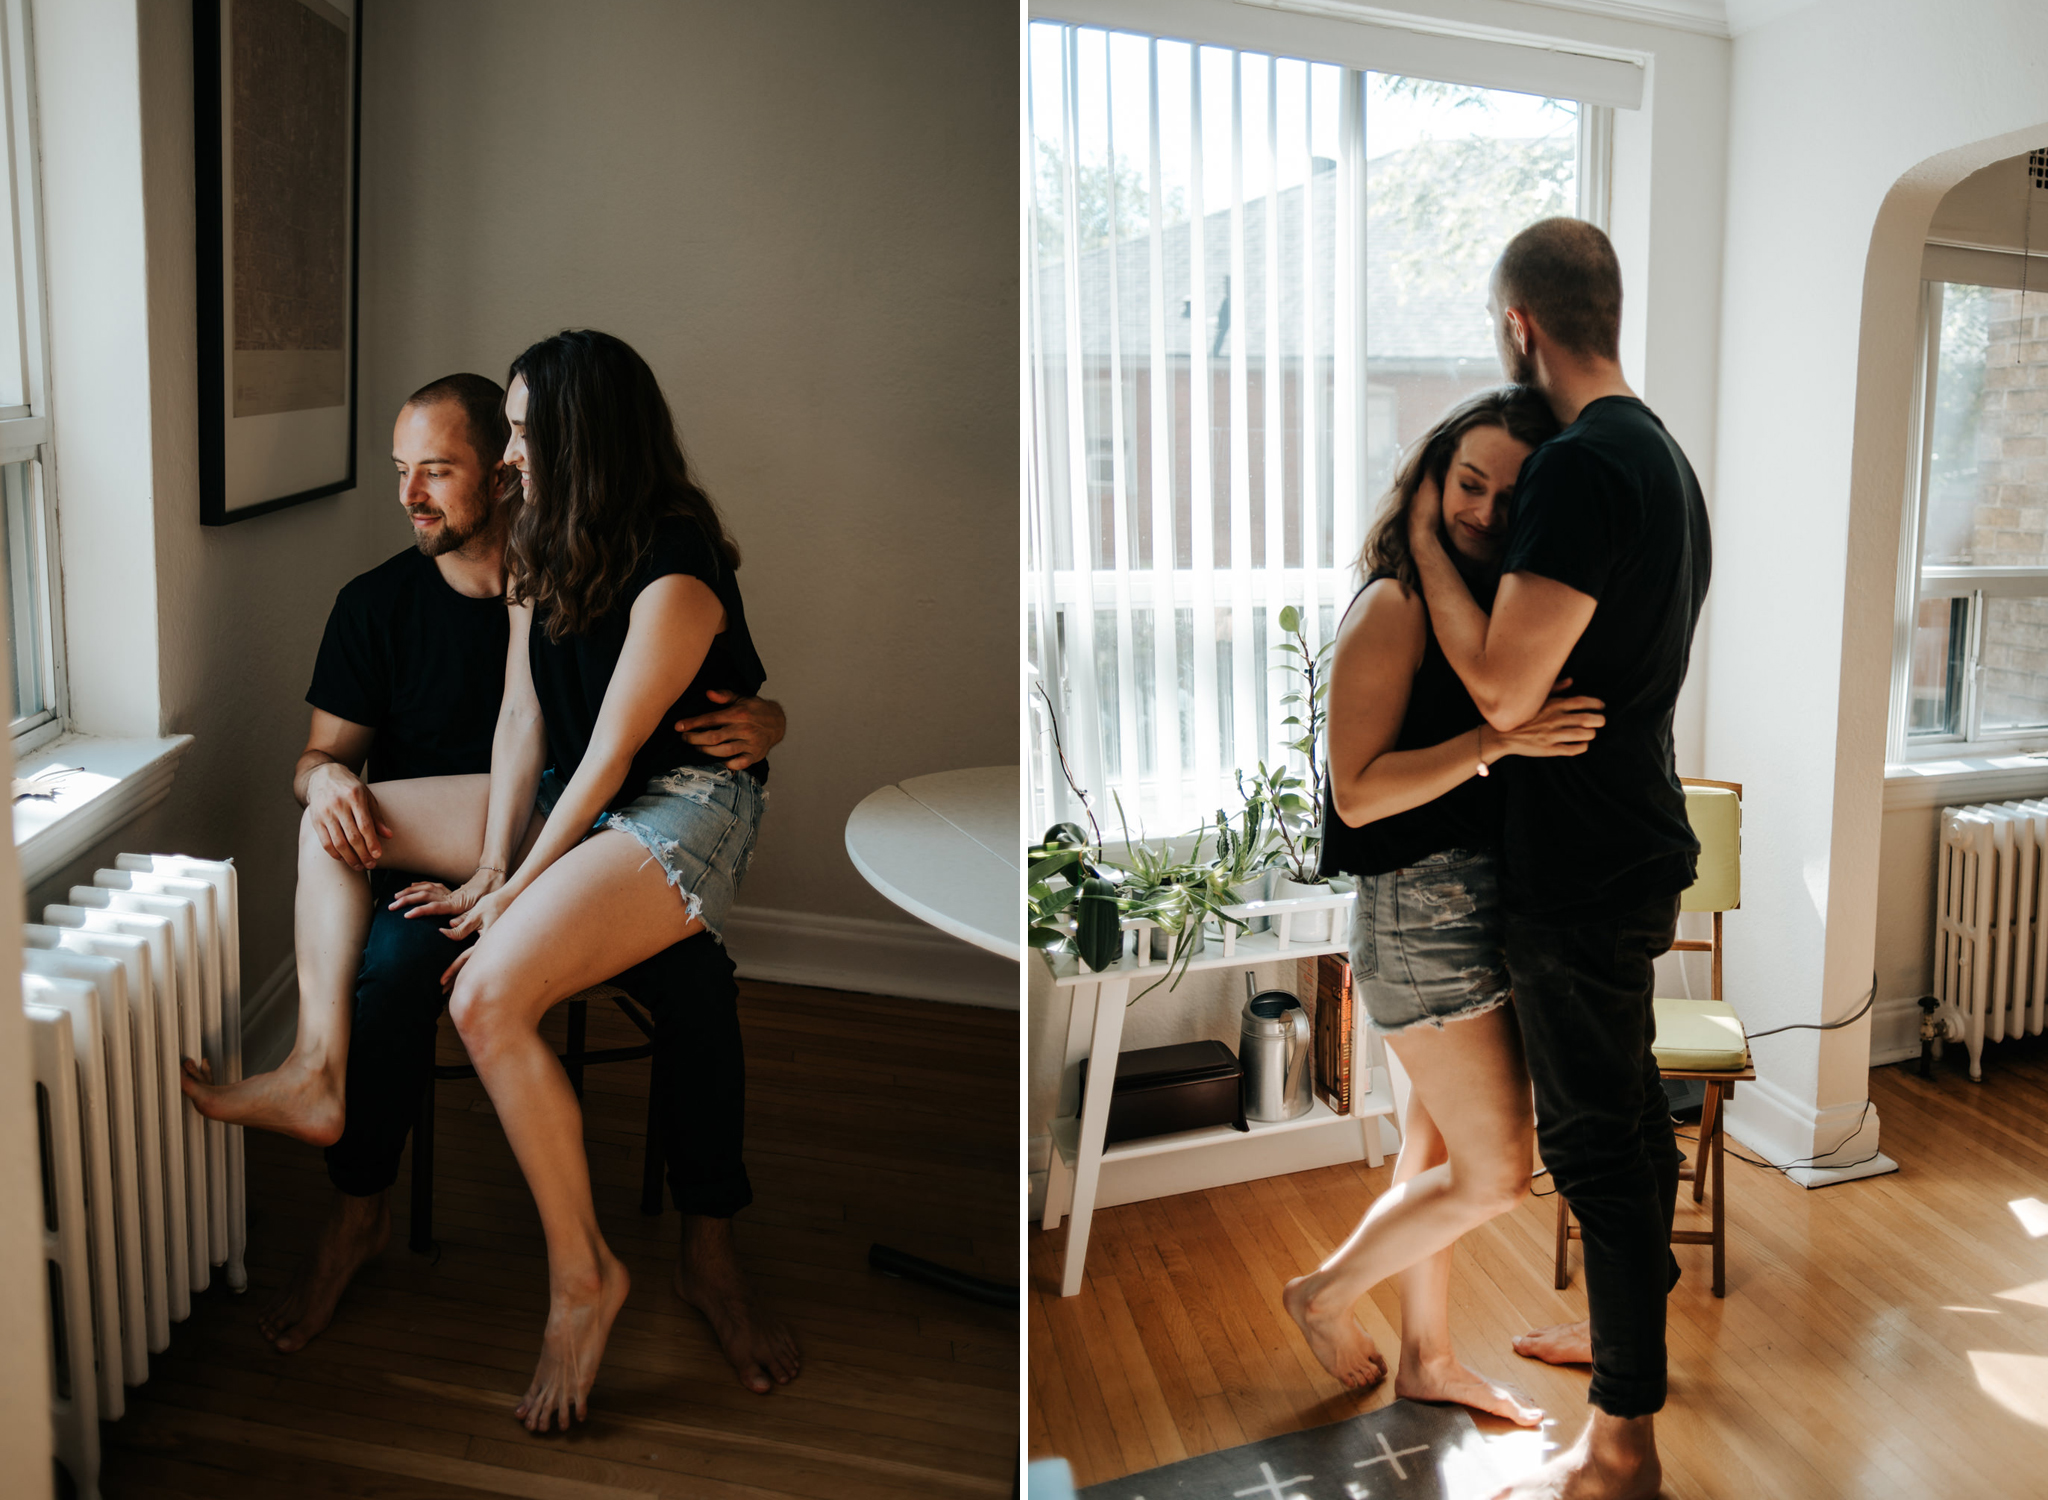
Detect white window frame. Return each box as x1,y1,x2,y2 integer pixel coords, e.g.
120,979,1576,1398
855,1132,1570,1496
1025,6,1615,833
0,0,62,756
1890,262,2048,763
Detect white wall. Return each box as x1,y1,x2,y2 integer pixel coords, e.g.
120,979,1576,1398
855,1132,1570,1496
1708,0,2048,1172
1026,0,1733,1212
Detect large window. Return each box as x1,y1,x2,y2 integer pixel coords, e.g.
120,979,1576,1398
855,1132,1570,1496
1026,18,1597,831
0,0,57,752
1895,272,2048,755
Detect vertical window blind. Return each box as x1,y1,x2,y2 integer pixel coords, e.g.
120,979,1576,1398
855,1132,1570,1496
1027,19,1587,838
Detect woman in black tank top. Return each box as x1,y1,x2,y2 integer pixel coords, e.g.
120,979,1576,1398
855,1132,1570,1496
1283,388,1606,1422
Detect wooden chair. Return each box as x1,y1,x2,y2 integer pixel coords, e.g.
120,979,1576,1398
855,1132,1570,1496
1555,777,1754,1298
408,985,663,1255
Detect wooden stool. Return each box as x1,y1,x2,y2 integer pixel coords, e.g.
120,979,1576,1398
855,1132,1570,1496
1555,779,1752,1299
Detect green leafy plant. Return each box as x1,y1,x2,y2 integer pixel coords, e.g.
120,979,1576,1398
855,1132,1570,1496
1266,604,1333,884
1212,770,1276,891
1112,799,1245,1002
1028,822,1124,973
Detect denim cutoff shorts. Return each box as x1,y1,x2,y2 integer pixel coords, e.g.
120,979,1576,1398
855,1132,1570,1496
537,765,766,940
1349,847,1511,1034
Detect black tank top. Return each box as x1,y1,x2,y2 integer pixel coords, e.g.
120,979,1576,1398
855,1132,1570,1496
1318,572,1503,878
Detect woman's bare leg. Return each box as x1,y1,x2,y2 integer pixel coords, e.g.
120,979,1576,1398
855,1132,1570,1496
1285,1006,1535,1397
448,828,703,1432
1388,1091,1543,1424
182,775,527,1143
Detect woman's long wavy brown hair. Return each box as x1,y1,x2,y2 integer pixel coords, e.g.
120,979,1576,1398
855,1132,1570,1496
506,330,740,641
1354,385,1558,592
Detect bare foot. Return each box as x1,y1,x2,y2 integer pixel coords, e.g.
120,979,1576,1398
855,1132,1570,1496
1513,1319,1592,1366
1282,1274,1388,1391
181,1054,344,1147
674,1216,800,1394
1491,1412,1660,1499
257,1191,389,1353
515,1249,631,1433
1397,1351,1543,1426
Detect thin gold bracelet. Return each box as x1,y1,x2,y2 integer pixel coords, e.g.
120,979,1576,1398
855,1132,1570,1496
476,864,507,875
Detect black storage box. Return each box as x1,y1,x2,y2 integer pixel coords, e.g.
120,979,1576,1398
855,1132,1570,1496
1076,1039,1249,1144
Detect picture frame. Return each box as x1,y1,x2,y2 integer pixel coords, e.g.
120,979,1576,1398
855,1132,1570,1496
193,0,362,526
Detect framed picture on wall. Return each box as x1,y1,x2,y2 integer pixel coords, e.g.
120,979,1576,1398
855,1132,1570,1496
194,0,362,525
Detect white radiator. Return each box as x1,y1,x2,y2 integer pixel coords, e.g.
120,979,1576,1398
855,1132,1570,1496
29,854,244,1500
1936,803,2048,1081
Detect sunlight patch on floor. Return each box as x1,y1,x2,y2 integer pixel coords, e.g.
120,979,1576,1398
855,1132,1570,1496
1465,1422,1560,1494
1996,1278,2048,1309
2009,1198,2048,1237
1970,1351,2048,1428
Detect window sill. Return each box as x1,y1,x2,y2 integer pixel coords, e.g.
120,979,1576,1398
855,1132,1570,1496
1883,753,2048,812
12,733,195,887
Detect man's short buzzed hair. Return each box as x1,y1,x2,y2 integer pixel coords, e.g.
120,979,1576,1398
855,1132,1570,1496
1494,217,1622,362
403,372,510,469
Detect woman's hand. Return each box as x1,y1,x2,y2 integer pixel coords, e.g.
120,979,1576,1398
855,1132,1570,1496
433,884,516,990
389,866,507,921
1480,683,1604,761
1407,471,1445,554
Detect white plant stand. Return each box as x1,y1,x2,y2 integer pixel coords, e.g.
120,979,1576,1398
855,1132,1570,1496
1039,887,1401,1297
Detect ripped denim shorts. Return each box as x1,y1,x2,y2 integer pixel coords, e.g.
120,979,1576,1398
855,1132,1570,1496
537,765,766,940
1349,847,1511,1034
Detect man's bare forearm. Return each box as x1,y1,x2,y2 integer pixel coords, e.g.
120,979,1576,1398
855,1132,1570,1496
1411,532,1497,695
294,750,353,808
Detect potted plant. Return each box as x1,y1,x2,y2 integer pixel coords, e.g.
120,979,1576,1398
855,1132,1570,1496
1028,822,1124,973
1114,804,1246,1000
1210,770,1276,933
1260,604,1338,940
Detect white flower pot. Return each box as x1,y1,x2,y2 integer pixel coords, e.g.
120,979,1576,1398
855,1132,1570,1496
1273,875,1335,943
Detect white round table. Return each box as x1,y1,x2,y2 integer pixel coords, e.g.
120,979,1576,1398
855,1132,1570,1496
844,765,1020,961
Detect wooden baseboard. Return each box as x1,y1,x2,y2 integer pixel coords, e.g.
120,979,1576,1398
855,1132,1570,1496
722,903,1018,1009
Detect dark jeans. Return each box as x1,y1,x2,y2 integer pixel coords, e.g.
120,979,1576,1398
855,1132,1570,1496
1506,892,1683,1419
323,870,753,1218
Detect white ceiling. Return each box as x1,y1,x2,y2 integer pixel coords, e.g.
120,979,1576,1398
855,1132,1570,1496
1520,0,1823,38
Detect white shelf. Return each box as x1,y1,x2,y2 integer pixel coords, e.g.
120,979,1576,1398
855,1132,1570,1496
1044,892,1356,987
1044,1067,1397,1220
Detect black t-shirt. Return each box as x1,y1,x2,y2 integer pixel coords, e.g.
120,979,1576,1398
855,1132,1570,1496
1495,396,1711,923
528,511,768,808
306,548,509,783
1319,573,1503,879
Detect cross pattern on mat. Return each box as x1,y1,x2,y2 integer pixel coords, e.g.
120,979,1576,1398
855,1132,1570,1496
1352,1433,1432,1483
1232,1461,1315,1499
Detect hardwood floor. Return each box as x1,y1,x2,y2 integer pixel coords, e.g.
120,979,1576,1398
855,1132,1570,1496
1030,1037,2048,1498
100,980,1018,1500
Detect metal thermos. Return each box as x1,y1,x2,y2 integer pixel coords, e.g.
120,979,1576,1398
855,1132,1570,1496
1240,973,1313,1123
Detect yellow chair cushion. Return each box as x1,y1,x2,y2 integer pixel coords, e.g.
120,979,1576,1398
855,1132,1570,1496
1652,996,1750,1072
1681,786,1740,913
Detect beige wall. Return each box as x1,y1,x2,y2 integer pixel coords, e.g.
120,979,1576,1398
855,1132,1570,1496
353,0,1017,939
29,0,1017,1003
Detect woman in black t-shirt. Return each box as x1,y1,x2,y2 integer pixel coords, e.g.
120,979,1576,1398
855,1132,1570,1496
1282,388,1603,1421
407,331,774,1432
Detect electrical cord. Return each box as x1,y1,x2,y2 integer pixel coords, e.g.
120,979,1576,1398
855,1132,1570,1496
1740,976,1876,1039
1527,1100,1882,1197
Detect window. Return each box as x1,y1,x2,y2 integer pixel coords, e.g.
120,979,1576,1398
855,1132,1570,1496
0,0,59,753
1894,274,2048,756
1025,18,1598,831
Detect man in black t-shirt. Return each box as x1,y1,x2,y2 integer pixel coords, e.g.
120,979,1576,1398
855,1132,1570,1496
1407,220,1709,1500
270,373,802,1396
